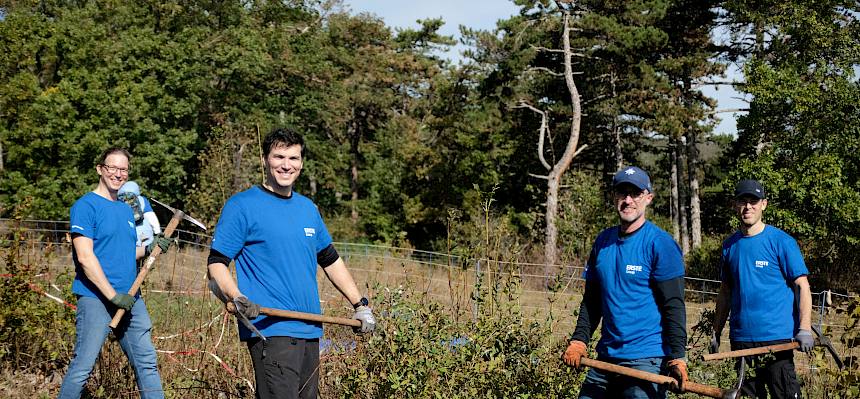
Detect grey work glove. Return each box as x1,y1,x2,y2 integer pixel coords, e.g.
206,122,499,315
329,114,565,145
353,305,376,334
795,329,814,352
145,234,172,256
709,333,720,354
110,293,135,311
233,296,261,319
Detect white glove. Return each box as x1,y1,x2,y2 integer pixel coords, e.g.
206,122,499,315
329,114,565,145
353,305,376,334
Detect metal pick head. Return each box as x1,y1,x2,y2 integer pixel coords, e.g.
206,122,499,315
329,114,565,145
149,197,208,231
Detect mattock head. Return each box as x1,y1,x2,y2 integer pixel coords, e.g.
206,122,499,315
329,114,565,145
722,356,745,399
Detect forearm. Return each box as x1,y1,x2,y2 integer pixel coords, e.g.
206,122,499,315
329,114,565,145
713,282,731,337
207,262,242,301
795,276,812,331
79,254,119,299
136,245,145,260
322,257,363,305
571,279,602,344
654,277,687,359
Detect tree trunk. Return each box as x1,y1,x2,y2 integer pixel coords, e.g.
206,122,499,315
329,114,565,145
675,138,690,256
349,118,360,224
669,141,680,242
542,13,586,274
233,142,246,192
686,128,702,249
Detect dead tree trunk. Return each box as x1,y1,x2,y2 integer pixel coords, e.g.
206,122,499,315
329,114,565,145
348,117,361,224
675,138,691,255
669,141,681,243
686,128,702,249
518,12,588,276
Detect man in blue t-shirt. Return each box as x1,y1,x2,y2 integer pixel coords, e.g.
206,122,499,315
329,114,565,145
562,166,688,398
207,128,376,399
710,179,813,399
58,148,170,399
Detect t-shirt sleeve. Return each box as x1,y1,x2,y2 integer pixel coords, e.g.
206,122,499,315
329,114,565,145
69,200,96,239
584,242,598,280
210,198,248,260
142,197,154,213
779,236,809,280
651,233,685,282
314,207,333,252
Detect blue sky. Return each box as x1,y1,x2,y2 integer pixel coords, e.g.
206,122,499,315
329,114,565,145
345,0,745,136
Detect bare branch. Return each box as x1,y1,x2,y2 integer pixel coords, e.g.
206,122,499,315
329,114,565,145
528,66,564,77
515,100,553,171
710,108,749,115
532,45,565,53
529,173,550,180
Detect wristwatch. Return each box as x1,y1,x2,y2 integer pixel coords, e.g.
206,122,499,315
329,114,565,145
352,297,369,309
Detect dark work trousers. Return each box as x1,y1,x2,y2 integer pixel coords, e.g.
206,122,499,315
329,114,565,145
247,336,320,399
731,339,802,399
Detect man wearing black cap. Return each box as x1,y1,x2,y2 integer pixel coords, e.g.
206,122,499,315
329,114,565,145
710,179,813,398
562,166,688,398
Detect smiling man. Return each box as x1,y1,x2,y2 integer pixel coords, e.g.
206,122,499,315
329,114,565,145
562,166,688,398
206,127,375,399
710,179,812,399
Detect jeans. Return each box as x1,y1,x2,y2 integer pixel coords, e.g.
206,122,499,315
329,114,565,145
579,357,668,399
58,296,164,399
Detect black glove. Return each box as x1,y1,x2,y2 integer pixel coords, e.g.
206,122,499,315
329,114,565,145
146,234,172,256
709,333,720,354
795,329,814,352
110,293,135,311
233,296,261,319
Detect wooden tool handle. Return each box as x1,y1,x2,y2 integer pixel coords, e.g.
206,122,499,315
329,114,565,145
109,212,183,328
261,307,362,328
702,342,798,361
579,357,726,399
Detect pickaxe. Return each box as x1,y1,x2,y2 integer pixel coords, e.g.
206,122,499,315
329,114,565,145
109,198,207,328
209,280,361,337
575,357,739,399
702,325,845,369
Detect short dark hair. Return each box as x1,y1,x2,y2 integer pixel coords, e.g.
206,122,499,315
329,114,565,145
98,147,131,165
262,127,304,158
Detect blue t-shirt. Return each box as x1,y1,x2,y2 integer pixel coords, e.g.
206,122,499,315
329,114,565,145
721,225,808,342
69,192,139,299
211,186,333,340
585,220,685,360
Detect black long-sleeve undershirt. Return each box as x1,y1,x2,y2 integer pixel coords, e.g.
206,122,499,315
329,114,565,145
653,276,687,360
570,275,687,360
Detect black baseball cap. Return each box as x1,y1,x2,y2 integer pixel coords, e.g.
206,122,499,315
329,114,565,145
734,179,766,199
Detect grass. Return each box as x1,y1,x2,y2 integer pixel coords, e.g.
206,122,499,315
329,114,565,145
1,222,857,398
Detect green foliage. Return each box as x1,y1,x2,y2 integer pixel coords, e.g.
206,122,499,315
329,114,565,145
0,218,75,373
323,285,583,398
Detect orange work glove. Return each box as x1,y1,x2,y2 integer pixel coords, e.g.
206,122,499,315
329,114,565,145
667,358,688,392
562,340,588,368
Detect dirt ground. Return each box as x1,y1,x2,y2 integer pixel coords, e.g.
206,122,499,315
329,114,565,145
0,368,61,399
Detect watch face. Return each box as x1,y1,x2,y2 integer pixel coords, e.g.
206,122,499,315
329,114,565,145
354,297,368,308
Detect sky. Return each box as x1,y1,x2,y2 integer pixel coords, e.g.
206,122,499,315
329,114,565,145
345,0,746,136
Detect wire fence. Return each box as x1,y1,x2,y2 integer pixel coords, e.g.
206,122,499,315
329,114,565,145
1,218,855,373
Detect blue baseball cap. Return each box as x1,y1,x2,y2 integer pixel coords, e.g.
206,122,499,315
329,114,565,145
734,179,766,199
612,166,652,192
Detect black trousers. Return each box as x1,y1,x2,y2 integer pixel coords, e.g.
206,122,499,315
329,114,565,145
247,336,320,399
731,339,801,399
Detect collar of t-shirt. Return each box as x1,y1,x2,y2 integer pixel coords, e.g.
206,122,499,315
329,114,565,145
258,184,293,200
617,222,646,241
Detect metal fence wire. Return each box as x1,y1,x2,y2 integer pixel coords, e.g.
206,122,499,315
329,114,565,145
1,219,855,373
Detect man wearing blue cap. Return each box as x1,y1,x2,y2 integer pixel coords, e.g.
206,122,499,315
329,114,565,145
710,179,812,398
563,166,688,398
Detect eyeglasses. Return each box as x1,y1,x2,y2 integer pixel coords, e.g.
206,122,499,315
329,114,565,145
614,188,647,201
734,197,762,206
100,164,130,175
